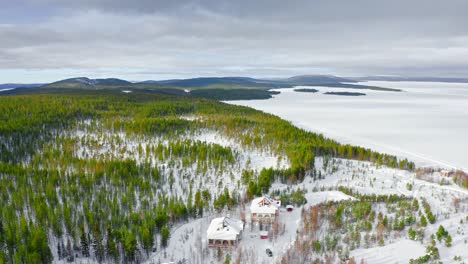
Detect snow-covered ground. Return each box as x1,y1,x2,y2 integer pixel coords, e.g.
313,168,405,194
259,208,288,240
192,130,288,171
227,81,468,171
426,214,468,263
146,191,356,264
51,126,289,205
285,157,468,263
290,158,468,217
351,239,426,264
303,190,356,206
143,202,294,263
350,214,468,264
144,156,467,264
49,118,468,264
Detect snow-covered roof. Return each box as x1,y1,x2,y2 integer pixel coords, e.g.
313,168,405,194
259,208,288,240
250,196,281,214
207,217,244,241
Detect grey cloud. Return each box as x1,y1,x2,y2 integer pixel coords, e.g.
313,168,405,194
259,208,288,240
1,0,468,82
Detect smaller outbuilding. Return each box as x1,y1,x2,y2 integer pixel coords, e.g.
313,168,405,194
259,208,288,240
207,217,244,248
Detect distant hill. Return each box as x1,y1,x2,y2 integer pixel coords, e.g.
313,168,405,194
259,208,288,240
139,77,281,88
285,75,357,85
0,83,44,89
356,76,468,83
94,78,133,86
44,77,132,88
140,75,359,88
2,74,400,99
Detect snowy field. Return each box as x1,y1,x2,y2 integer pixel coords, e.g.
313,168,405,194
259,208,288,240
227,81,468,171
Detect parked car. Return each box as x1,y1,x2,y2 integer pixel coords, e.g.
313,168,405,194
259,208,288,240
266,248,273,257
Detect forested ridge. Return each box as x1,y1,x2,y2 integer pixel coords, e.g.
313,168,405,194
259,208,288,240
0,91,415,263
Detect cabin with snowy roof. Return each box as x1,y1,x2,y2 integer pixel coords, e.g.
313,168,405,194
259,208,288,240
250,196,281,223
207,217,244,248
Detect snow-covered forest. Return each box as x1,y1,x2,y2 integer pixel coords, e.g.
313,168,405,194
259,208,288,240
0,92,466,264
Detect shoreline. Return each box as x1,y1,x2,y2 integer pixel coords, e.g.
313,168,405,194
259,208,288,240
226,83,467,171
291,121,461,170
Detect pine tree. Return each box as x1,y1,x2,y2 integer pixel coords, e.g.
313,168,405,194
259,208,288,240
161,226,170,248
436,225,448,242
420,215,427,227
30,227,53,264
124,232,137,262
80,230,90,257
66,238,74,261
107,237,118,262
140,225,153,255
0,219,4,248
57,242,62,260
445,235,452,247
60,241,66,259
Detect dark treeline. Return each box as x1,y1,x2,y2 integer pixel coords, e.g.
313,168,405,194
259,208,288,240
0,91,415,263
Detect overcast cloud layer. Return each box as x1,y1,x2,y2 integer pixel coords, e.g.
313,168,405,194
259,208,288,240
1,0,468,82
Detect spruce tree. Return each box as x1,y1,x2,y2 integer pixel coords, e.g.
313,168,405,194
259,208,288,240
57,242,62,260
161,226,170,248
0,219,4,248
445,235,452,247
80,230,89,257
420,215,428,227
66,238,73,261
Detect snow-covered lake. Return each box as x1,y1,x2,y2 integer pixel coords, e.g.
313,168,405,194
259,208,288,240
227,81,468,171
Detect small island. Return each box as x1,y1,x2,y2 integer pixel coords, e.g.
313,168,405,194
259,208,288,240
324,91,366,96
294,88,319,93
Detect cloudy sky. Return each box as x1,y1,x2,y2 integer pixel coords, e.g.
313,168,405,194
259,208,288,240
1,0,468,83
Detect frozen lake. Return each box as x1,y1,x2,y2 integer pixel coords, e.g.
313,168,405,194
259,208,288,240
227,81,468,171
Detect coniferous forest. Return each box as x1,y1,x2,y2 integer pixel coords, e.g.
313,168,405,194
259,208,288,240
0,91,416,263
